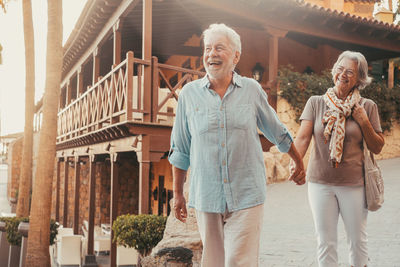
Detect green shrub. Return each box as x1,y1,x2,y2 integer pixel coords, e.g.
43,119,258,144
278,65,399,131
112,214,167,256
0,217,59,246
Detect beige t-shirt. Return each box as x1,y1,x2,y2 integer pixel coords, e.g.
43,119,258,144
300,95,382,186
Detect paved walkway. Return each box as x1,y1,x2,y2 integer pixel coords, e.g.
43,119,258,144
1,159,399,266
260,157,400,267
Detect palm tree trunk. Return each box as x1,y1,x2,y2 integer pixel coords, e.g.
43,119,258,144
16,0,35,218
25,0,62,266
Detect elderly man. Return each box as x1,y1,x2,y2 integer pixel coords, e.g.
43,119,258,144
168,23,305,267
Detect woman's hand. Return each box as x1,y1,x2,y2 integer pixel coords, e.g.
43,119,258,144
289,159,306,185
352,102,368,126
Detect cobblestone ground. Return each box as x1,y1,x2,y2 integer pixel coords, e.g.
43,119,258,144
260,157,400,267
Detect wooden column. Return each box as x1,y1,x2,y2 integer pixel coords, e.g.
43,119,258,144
77,66,84,97
265,26,287,110
151,56,159,122
63,157,69,226
55,158,61,222
110,153,119,267
73,156,81,234
388,60,394,89
138,135,150,214
87,154,96,255
93,48,100,86
65,81,72,106
113,19,122,67
142,0,152,122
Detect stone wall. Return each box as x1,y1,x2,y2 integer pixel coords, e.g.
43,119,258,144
51,152,140,232
7,137,22,201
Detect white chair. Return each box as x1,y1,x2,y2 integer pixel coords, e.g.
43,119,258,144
56,235,82,267
117,245,139,266
94,225,111,255
57,227,73,239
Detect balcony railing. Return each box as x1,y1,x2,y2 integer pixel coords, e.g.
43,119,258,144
56,51,205,145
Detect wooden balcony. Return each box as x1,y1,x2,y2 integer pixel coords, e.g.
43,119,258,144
56,52,204,150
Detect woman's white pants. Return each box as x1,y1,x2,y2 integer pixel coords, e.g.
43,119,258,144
308,182,368,267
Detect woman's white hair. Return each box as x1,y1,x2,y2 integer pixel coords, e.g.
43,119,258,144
331,50,372,89
202,23,242,54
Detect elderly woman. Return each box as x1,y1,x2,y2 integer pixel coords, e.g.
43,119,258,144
294,51,384,267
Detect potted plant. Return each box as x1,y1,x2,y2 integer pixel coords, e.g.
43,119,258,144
113,214,167,266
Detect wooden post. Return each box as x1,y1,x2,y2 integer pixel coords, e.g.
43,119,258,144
113,19,122,67
138,135,150,214
126,51,134,121
55,159,61,222
151,56,159,122
388,59,394,89
93,48,100,86
142,0,152,122
73,156,81,235
265,26,287,110
66,81,72,106
110,153,119,267
55,158,61,222
87,154,96,255
77,66,84,97
63,157,69,227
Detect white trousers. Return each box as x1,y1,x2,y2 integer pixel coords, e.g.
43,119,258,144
308,182,368,267
195,204,264,267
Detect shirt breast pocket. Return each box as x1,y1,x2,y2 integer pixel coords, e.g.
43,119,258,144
190,107,208,135
234,104,253,130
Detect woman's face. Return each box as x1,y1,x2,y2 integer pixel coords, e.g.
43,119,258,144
333,58,359,93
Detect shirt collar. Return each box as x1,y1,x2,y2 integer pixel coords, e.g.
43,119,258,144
200,71,243,89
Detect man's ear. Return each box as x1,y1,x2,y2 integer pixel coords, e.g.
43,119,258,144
233,51,240,65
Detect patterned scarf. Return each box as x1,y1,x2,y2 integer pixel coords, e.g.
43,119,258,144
322,87,360,167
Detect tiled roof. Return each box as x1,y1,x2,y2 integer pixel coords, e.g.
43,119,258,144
300,1,400,31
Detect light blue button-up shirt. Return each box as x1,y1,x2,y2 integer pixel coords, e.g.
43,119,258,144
168,72,293,213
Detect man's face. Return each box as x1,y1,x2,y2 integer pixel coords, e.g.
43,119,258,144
203,33,240,81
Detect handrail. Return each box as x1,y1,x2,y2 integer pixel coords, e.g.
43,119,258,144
55,51,204,145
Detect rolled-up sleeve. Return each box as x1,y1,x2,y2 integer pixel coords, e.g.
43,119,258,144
168,90,191,170
255,85,293,153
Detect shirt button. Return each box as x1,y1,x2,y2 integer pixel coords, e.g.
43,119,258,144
224,178,228,183
222,160,226,166
221,143,225,148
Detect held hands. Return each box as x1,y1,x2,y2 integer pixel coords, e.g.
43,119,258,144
352,102,368,126
289,159,306,185
173,194,187,223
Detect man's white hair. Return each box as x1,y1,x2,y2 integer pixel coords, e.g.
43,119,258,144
202,23,242,54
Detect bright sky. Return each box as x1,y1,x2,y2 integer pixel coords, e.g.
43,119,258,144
0,0,87,136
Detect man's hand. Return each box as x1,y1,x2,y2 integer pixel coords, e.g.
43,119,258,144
173,193,187,223
289,159,306,185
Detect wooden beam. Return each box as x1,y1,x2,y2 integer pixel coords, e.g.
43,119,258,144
143,0,152,122
63,158,69,226
66,81,72,106
73,156,81,235
55,159,61,222
87,155,96,255
113,19,122,67
77,66,84,97
138,135,150,214
110,153,119,267
92,48,100,86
